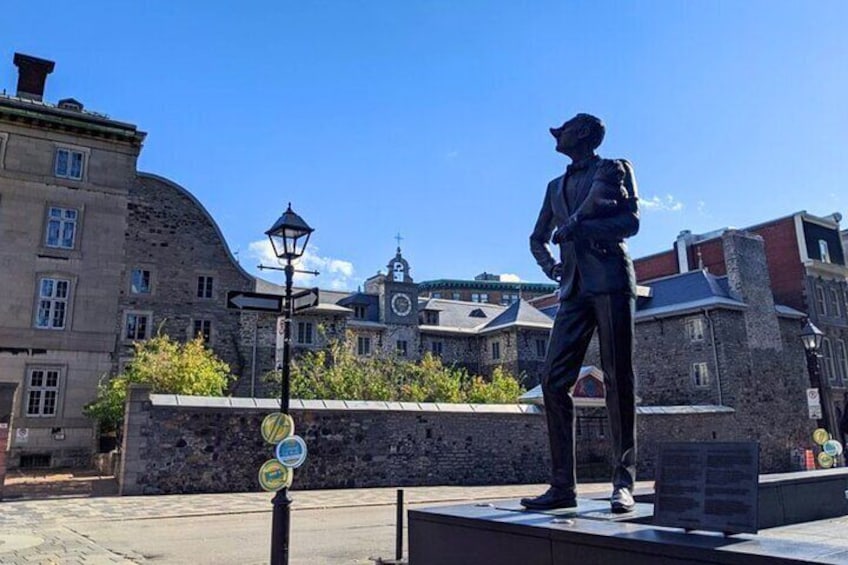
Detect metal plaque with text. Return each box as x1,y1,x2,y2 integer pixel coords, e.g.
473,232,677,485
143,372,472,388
654,441,759,534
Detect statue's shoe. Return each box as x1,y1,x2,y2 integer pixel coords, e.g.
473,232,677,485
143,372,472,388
520,487,577,511
611,487,635,513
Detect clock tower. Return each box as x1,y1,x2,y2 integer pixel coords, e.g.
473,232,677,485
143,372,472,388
381,247,418,325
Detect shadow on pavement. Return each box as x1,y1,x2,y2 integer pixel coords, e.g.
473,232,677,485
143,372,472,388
2,468,118,500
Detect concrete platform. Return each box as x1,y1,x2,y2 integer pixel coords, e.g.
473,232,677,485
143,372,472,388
409,499,848,564
409,469,848,564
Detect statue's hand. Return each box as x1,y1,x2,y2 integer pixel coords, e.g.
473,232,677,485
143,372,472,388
542,262,563,282
576,160,627,220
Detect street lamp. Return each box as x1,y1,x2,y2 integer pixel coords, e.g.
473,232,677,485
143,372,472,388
263,203,314,565
800,319,830,433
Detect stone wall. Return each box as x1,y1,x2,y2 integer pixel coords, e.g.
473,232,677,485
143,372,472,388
119,388,789,496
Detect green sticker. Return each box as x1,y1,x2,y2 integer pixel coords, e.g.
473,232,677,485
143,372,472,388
261,413,294,444
258,459,292,491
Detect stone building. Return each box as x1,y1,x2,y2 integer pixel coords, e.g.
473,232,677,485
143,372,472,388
634,211,848,439
0,53,264,468
418,272,556,305
0,54,145,466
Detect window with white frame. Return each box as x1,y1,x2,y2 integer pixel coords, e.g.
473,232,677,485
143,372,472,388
835,339,847,382
452,292,461,300
353,305,366,319
54,147,85,180
471,293,489,303
357,336,371,356
819,240,831,263
536,338,547,358
193,319,212,344
396,340,408,357
431,341,443,356
686,317,705,342
693,362,710,387
196,276,214,299
822,338,835,382
296,321,313,345
830,288,842,318
432,292,442,299
35,277,70,329
501,293,519,306
45,206,78,249
25,367,61,417
131,269,151,294
492,341,501,360
124,312,151,340
816,286,828,316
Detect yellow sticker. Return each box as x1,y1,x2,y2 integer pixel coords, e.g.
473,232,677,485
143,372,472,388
812,428,830,446
816,451,834,469
261,413,294,444
258,459,292,492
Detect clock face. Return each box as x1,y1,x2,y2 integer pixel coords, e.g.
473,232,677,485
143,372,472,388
391,293,412,316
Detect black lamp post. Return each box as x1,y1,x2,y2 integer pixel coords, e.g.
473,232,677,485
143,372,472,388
800,319,830,433
262,203,314,565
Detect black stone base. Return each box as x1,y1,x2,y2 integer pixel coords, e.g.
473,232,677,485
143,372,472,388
409,499,848,565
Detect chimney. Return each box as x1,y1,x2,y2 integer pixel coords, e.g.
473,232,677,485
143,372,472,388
13,53,55,101
675,230,693,273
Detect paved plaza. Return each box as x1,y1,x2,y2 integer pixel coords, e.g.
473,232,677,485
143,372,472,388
3,479,848,564
0,482,564,564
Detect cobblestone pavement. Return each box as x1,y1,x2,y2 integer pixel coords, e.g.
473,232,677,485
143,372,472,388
2,482,620,564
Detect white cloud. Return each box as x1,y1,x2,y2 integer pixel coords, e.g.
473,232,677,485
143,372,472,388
500,273,522,282
640,194,684,212
247,240,356,290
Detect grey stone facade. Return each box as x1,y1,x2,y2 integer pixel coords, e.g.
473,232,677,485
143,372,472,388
120,173,255,384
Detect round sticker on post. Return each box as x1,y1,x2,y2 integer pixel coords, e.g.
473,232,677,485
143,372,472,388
258,459,292,492
261,413,294,445
276,435,308,469
822,440,843,457
812,428,830,446
817,451,834,469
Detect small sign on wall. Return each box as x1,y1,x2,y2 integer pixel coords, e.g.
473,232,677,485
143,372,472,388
806,388,822,420
15,427,29,444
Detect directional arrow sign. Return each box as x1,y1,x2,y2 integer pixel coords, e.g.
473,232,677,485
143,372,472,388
227,291,284,313
292,288,320,313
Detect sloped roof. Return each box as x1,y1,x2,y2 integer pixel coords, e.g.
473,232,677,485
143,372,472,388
481,299,554,334
419,298,507,333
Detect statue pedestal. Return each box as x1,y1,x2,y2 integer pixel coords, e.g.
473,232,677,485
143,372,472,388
409,470,848,565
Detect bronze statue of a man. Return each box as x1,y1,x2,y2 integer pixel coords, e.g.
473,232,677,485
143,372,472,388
524,113,639,513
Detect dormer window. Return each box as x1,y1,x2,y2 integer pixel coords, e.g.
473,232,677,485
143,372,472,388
424,311,439,325
353,305,367,319
469,308,487,318
819,240,831,263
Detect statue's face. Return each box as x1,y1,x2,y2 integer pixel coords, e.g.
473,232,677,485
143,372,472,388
551,118,585,154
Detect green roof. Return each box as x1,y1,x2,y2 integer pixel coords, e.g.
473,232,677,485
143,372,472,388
418,279,556,292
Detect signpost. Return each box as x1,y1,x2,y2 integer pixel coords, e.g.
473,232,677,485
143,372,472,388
291,288,319,312
226,291,284,313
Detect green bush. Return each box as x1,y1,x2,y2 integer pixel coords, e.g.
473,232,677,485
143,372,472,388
84,334,233,434
265,334,525,404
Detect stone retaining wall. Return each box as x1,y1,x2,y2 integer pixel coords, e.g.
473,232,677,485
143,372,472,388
120,386,773,496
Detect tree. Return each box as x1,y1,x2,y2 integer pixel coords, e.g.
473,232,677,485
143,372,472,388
84,334,233,435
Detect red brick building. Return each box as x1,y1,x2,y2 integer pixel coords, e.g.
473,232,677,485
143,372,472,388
634,211,848,438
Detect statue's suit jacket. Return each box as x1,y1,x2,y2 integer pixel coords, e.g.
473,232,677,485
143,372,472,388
529,158,640,300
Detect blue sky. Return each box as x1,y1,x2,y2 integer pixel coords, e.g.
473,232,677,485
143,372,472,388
4,2,847,290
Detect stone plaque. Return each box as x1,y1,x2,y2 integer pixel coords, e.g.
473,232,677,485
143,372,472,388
654,441,759,534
